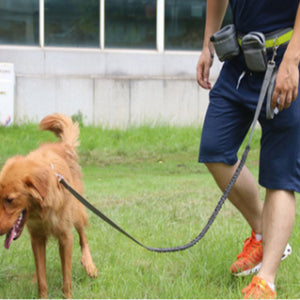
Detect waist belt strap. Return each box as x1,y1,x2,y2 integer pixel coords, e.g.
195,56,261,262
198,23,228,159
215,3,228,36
238,28,293,49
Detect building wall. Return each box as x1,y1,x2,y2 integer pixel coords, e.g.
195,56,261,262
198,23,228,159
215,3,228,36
0,1,229,127
0,47,222,127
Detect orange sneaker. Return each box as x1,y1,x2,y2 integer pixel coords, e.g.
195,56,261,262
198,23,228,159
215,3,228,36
242,276,276,299
230,231,263,276
230,231,292,276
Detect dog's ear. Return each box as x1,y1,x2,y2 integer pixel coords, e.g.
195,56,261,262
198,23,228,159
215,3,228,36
25,169,49,207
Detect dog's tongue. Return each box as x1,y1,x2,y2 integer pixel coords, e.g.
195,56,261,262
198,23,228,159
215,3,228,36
5,227,16,250
4,212,25,250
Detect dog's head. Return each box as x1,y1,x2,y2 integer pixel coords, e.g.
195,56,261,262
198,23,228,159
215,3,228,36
0,156,49,249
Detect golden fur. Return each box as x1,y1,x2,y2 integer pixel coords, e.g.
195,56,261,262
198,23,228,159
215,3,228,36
0,113,97,298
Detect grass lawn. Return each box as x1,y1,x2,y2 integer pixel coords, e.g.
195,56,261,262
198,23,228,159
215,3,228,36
0,123,299,298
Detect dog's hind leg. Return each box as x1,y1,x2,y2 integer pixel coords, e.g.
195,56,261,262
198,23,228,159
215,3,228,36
31,236,48,299
75,223,98,278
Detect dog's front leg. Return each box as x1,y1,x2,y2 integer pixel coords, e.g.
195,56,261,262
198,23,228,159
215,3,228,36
31,237,48,299
59,234,73,299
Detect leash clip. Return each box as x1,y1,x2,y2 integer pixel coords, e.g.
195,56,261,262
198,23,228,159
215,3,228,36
56,173,64,182
50,163,64,182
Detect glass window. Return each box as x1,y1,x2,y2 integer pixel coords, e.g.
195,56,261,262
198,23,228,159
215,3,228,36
45,0,99,48
0,0,39,46
105,0,156,49
165,0,232,51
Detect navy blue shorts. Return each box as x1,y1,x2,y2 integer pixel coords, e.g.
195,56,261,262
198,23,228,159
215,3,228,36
199,51,300,193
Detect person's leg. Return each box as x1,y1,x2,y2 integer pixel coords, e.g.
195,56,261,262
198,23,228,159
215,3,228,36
255,89,300,286
242,189,295,298
198,64,272,276
205,161,263,233
258,189,295,284
198,71,265,276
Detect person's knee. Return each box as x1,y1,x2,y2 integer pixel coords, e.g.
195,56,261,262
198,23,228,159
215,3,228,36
265,189,295,202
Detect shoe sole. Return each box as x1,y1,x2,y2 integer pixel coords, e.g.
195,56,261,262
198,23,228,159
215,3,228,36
232,243,292,277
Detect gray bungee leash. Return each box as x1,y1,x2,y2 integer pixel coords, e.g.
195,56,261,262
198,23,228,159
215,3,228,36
57,60,277,253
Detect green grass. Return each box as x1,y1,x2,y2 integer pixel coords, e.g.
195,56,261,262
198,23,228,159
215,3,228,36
0,124,299,298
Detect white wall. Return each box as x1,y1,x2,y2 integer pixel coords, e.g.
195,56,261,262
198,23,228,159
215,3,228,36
0,46,222,127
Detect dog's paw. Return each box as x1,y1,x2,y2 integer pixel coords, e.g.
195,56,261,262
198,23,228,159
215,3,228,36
87,263,98,279
81,256,98,278
83,262,98,278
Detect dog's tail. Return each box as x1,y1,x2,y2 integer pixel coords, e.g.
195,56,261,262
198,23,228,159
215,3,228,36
39,113,80,148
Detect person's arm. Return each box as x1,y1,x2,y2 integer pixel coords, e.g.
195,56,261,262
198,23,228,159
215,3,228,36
272,4,300,111
197,0,229,89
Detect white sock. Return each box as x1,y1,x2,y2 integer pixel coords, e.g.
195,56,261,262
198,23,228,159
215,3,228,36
267,281,275,292
254,233,262,241
258,276,276,292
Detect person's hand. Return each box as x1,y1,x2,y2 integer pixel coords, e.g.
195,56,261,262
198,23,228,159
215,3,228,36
272,58,299,111
197,46,214,89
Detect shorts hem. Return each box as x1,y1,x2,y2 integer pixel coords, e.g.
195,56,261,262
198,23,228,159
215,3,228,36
259,180,300,193
198,156,237,166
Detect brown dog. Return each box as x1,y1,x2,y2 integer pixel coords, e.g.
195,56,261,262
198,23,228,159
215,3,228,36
0,113,98,298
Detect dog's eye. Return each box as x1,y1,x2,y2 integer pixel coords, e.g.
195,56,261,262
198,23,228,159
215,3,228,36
5,197,13,204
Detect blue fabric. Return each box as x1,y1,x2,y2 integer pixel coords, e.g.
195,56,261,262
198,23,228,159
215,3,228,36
229,0,299,33
199,51,300,192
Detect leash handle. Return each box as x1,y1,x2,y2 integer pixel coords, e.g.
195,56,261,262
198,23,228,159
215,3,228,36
248,60,276,145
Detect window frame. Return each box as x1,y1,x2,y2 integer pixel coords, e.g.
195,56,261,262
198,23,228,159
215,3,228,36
5,0,208,53
39,0,166,51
